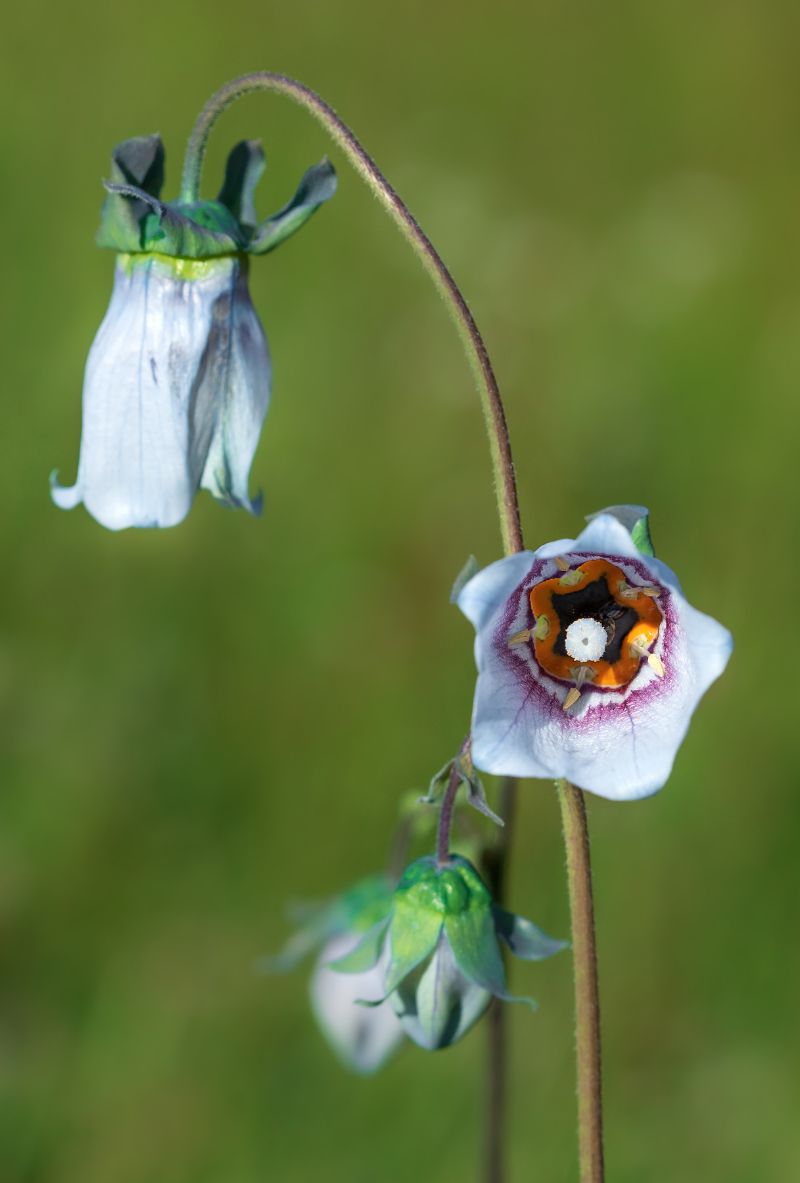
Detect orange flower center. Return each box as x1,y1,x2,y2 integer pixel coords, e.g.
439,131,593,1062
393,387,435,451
529,559,663,689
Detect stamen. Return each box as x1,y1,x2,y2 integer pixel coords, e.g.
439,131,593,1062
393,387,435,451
534,614,550,640
554,556,571,572
641,586,661,597
570,665,596,690
507,629,531,646
565,618,607,662
629,636,665,677
563,687,581,711
559,570,584,587
617,580,639,600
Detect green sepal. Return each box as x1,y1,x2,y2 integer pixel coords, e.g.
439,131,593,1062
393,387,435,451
418,749,503,827
450,555,481,603
217,139,266,233
248,158,337,254
96,134,165,252
383,857,446,995
327,916,390,973
492,905,568,961
262,873,394,973
101,181,247,256
630,515,655,557
438,858,533,1004
586,504,656,557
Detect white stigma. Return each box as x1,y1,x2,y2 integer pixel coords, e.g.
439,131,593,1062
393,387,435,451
565,618,607,661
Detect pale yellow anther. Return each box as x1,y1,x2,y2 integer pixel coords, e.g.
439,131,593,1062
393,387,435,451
629,636,664,676
559,570,584,587
617,580,639,600
534,614,550,640
554,556,571,572
563,687,581,711
641,586,661,597
647,654,665,677
507,629,531,646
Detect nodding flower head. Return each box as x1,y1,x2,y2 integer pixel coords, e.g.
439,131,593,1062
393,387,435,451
264,874,403,1075
330,855,565,1051
51,133,336,530
457,506,733,801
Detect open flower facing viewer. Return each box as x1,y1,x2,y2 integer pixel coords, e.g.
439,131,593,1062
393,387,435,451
51,133,336,530
457,506,733,800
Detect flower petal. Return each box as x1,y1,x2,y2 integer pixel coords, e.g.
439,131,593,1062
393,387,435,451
389,932,491,1050
310,934,405,1074
51,253,269,531
199,263,271,514
492,906,568,960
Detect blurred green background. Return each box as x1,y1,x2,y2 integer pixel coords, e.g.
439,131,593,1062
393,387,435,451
0,1,798,1180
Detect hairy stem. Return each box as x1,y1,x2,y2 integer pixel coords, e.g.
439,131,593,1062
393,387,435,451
181,73,523,557
435,765,461,867
482,776,518,1183
556,779,604,1183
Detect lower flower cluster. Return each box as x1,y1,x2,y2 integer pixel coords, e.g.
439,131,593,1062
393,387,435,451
268,853,565,1071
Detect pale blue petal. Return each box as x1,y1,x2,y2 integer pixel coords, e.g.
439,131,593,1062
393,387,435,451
389,933,491,1050
310,934,404,1074
51,253,268,531
49,471,81,509
199,264,271,513
457,551,536,631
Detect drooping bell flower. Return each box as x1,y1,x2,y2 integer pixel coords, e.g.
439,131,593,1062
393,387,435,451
51,134,336,529
331,855,565,1051
264,874,404,1074
456,505,733,801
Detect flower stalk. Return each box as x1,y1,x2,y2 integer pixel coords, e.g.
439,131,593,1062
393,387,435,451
557,779,604,1183
181,73,523,558
184,72,603,1180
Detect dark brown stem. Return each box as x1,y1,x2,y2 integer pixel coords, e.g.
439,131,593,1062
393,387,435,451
180,73,523,556
556,780,604,1183
481,777,518,1183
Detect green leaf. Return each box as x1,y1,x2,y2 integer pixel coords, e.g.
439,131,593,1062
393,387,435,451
327,916,390,973
492,906,568,960
248,158,337,254
217,139,266,233
449,555,481,603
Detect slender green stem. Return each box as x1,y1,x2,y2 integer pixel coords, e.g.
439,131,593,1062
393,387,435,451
481,776,518,1183
556,780,604,1183
180,73,523,557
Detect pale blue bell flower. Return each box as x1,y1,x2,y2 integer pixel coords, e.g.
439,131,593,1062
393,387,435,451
51,253,269,529
457,507,733,801
51,132,336,530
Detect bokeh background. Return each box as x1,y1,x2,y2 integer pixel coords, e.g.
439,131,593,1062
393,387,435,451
0,1,798,1180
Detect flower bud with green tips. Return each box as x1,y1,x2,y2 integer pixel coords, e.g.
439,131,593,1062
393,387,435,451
52,132,336,530
264,874,404,1075
331,855,566,1051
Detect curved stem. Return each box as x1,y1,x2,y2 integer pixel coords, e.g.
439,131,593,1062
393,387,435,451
556,779,604,1183
181,73,523,557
